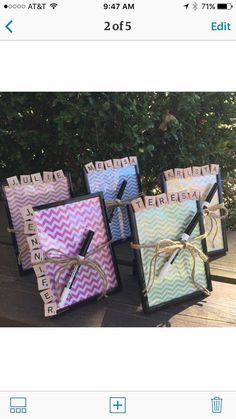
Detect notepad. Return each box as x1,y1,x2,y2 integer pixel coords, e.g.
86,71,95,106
84,157,142,242
162,165,228,256
129,195,211,312
1,171,72,273
32,194,121,317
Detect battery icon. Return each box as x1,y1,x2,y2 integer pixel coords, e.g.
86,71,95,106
217,3,233,9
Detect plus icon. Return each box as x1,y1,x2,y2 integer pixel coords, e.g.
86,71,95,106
113,400,123,410
109,397,126,414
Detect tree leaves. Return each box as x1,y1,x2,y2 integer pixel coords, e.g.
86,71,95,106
0,92,235,228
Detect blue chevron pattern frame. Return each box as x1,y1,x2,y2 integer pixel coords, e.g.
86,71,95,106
84,164,142,243
161,171,228,257
129,199,212,313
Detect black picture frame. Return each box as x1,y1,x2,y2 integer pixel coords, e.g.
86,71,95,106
33,192,122,316
0,172,74,276
161,170,228,257
83,162,142,245
128,199,212,314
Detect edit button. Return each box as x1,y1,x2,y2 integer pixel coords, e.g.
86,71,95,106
211,22,231,31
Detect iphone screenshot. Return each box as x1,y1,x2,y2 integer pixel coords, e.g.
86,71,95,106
0,0,235,418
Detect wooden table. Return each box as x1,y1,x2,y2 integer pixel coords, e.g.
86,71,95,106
0,202,236,327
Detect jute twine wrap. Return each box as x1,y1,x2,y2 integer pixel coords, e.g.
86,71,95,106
131,234,210,297
203,203,228,248
105,193,143,208
33,240,113,301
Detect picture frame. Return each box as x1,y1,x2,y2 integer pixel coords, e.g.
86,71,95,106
1,171,73,275
161,168,228,257
129,198,212,313
32,192,122,317
83,157,142,244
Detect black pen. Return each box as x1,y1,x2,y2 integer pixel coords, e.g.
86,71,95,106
202,182,218,209
58,230,94,308
108,180,127,223
158,183,218,280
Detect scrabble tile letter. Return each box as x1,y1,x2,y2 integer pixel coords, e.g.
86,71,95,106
54,170,65,180
43,171,54,183
20,205,34,221
174,168,184,178
20,175,31,185
210,164,220,175
178,190,189,202
121,157,130,167
27,234,41,251
113,159,122,169
164,169,175,181
44,303,57,317
183,167,193,178
104,160,114,170
129,156,138,166
24,221,36,235
31,173,43,184
6,176,20,188
201,165,210,176
192,167,202,177
167,192,179,205
31,250,44,264
40,289,53,304
189,188,201,200
95,161,104,171
144,196,156,208
85,162,95,173
131,197,145,212
156,193,168,207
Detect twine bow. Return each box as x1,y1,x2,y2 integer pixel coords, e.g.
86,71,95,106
33,240,113,301
131,234,210,297
203,203,228,248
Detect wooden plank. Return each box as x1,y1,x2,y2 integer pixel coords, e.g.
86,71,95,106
114,232,236,284
0,202,12,245
210,231,236,282
102,308,235,327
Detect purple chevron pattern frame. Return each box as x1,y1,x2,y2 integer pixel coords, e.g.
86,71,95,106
1,174,73,274
33,193,121,315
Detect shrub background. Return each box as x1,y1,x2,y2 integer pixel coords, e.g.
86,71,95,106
0,92,235,228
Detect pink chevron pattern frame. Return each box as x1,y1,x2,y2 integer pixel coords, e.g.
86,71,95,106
33,194,120,313
2,176,72,273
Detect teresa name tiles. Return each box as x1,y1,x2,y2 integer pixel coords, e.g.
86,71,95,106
132,189,201,212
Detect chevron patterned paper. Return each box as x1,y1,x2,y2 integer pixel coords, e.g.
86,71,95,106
134,201,208,309
4,177,71,271
86,165,140,241
165,175,224,253
33,196,119,311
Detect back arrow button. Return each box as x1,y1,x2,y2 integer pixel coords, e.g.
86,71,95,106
5,20,13,33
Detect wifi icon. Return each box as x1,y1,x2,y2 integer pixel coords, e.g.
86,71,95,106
50,3,58,9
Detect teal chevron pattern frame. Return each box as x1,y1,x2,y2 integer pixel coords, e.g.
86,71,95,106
129,200,212,312
84,165,142,243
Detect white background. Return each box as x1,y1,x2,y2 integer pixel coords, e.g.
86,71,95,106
0,40,235,392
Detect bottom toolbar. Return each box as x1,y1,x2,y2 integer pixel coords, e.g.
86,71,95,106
0,391,233,418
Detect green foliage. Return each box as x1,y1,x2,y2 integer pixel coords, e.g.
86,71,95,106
0,92,235,228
